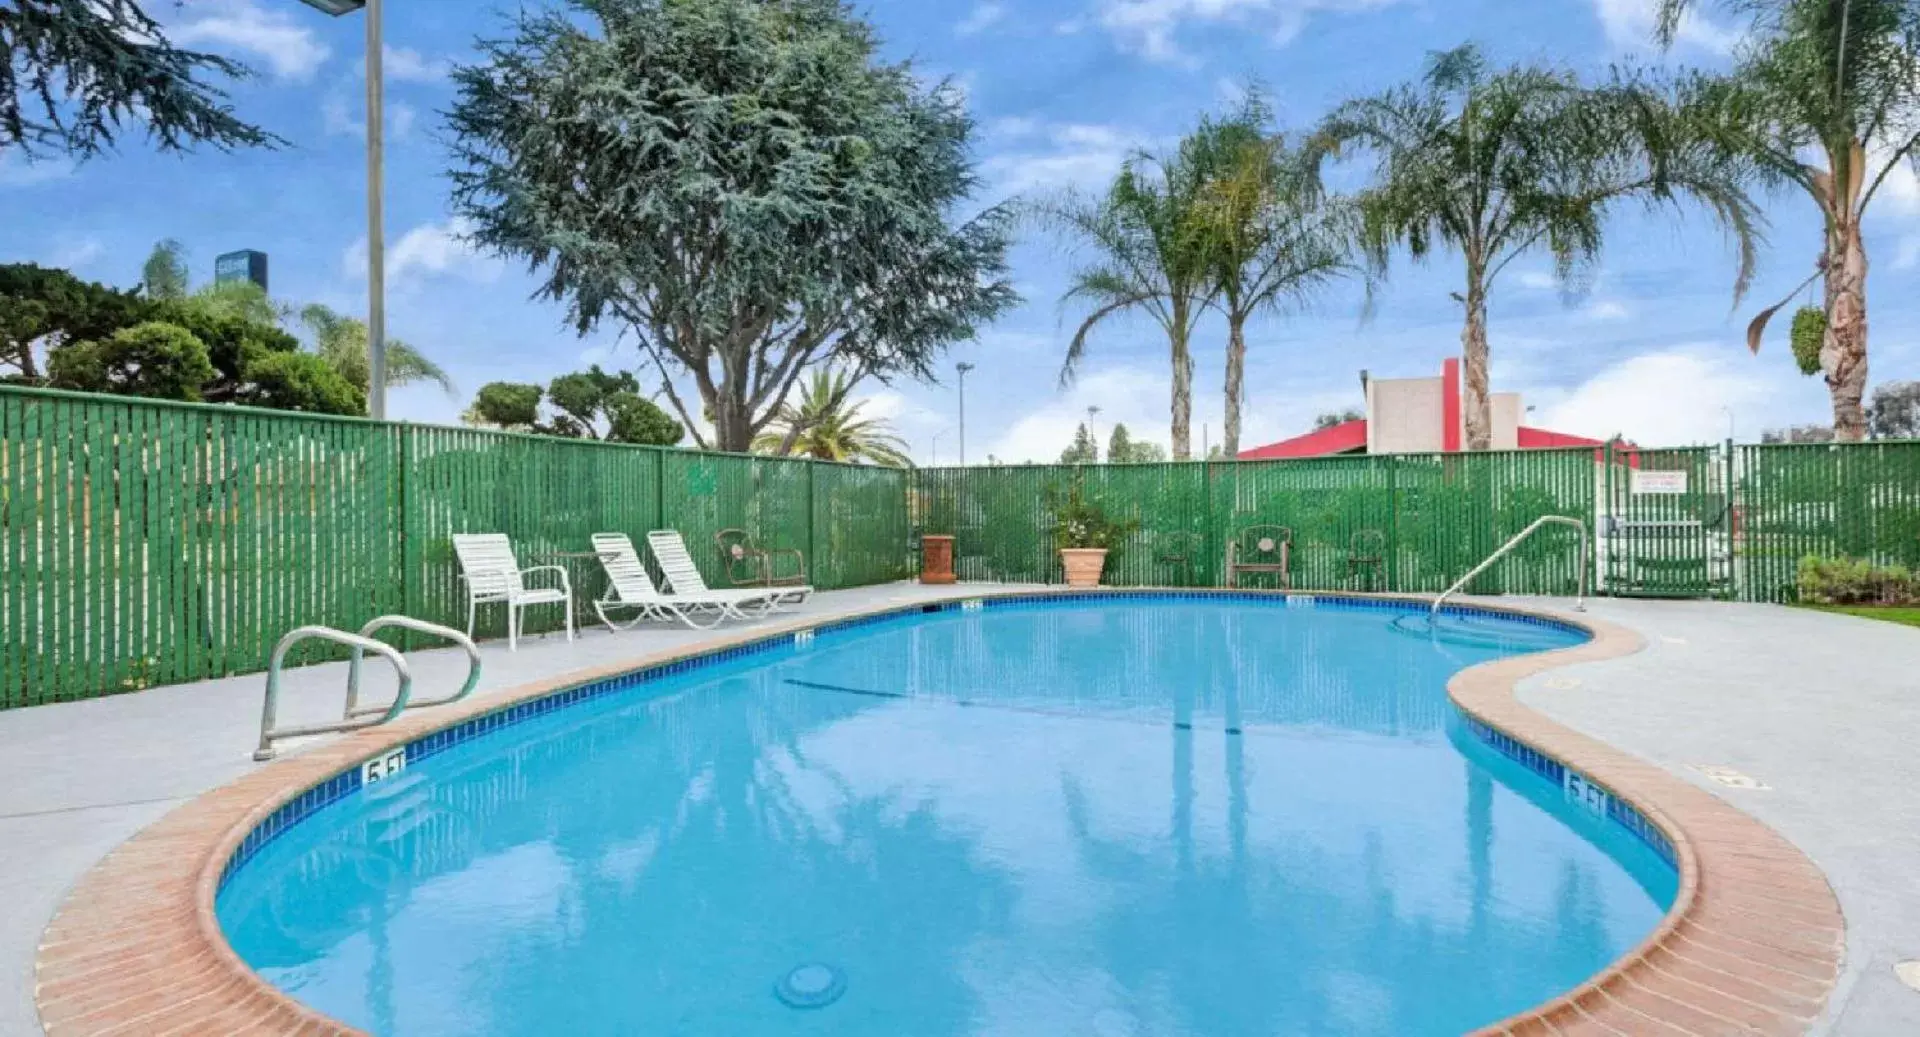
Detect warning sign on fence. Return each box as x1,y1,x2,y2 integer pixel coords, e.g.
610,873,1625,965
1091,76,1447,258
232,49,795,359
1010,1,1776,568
1631,470,1689,495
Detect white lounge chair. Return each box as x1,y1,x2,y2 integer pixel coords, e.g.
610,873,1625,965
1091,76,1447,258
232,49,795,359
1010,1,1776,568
589,533,734,631
452,533,574,652
645,530,808,618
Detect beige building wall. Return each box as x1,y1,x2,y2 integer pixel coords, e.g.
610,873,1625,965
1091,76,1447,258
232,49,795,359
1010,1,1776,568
1367,376,1445,454
1491,393,1522,450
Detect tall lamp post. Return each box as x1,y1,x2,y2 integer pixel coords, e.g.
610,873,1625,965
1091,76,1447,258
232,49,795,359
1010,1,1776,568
298,0,387,420
955,362,975,465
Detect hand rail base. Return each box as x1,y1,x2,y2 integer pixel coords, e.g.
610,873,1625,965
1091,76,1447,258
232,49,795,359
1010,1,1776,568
254,616,482,761
1431,516,1590,618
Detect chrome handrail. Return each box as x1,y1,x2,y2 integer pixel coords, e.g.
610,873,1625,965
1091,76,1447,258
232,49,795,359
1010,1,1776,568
343,616,480,718
1431,516,1589,618
254,627,413,761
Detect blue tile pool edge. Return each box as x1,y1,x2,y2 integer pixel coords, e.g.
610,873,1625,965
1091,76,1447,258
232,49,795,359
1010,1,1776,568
214,589,1660,893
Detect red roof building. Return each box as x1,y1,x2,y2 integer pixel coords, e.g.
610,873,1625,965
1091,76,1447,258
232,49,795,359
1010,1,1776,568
1240,358,1619,461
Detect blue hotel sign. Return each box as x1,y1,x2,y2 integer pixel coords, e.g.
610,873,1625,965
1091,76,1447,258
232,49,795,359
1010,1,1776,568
215,250,269,292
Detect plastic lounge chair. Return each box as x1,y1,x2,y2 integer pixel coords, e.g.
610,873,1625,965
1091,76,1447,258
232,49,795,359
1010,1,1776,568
452,533,574,652
588,533,733,631
645,530,799,618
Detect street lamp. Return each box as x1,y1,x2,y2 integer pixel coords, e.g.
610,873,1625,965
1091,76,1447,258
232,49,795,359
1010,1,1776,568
928,429,947,467
955,362,975,465
298,0,387,420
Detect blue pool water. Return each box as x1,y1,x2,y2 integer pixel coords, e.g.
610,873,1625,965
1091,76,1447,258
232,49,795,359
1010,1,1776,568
218,598,1676,1036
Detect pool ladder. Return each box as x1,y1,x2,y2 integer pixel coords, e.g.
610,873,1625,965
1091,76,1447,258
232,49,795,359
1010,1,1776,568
1431,516,1589,618
254,617,482,761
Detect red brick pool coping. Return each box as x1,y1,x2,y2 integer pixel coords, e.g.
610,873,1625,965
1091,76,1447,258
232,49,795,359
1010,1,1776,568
34,591,1843,1036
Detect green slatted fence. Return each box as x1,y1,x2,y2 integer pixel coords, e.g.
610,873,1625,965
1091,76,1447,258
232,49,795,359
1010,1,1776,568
1734,440,1920,604
12,379,1920,710
914,449,1600,598
0,385,910,708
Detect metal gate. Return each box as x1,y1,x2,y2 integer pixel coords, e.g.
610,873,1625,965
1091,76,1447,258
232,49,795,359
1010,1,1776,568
1600,444,1731,598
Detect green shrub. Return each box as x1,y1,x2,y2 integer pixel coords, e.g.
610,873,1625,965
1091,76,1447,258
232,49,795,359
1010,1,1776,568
1047,479,1140,552
1796,555,1918,605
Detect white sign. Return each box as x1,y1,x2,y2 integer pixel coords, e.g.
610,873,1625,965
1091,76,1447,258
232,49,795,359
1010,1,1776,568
362,749,407,785
1631,470,1689,495
1564,772,1610,817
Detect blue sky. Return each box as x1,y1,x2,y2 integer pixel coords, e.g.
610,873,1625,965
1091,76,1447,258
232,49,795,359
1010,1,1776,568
2,0,1917,461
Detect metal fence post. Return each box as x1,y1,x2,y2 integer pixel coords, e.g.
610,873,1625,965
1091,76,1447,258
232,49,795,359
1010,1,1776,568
1385,454,1399,592
807,459,819,584
398,422,417,650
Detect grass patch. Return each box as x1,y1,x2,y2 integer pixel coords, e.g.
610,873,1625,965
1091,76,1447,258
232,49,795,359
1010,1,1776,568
1802,605,1920,630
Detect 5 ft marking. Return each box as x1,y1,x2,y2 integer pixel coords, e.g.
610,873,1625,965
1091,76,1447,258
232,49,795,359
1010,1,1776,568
362,749,407,784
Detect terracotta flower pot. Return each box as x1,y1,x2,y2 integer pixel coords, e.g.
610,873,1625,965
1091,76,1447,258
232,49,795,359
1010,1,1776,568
1060,548,1109,588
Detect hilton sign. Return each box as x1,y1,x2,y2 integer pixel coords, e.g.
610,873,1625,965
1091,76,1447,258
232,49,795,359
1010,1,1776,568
214,250,268,292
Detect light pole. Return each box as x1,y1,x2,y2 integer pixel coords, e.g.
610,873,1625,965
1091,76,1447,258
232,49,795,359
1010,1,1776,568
1086,405,1101,461
955,362,974,465
929,429,946,466
298,0,387,420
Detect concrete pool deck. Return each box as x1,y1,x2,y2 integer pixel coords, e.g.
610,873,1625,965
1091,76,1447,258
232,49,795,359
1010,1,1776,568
0,586,1914,1034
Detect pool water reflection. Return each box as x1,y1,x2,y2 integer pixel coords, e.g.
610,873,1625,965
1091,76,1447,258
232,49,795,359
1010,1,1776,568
218,599,1673,1036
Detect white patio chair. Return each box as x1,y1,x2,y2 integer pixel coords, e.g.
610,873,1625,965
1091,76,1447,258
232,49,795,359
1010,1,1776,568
589,533,729,631
644,530,801,619
451,533,574,652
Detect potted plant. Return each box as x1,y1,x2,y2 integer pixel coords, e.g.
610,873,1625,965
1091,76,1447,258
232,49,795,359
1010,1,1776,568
1048,481,1140,588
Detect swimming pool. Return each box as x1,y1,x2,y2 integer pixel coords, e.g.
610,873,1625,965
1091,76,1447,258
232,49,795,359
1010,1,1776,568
215,594,1678,1036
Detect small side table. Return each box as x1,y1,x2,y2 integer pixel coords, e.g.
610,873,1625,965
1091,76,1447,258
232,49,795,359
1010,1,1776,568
920,535,957,585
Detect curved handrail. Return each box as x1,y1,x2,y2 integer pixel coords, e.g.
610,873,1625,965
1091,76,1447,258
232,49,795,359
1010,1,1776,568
344,617,481,718
1432,516,1589,618
254,627,413,761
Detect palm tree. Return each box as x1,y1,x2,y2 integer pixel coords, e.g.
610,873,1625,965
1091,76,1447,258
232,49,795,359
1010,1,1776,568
1314,44,1760,450
752,369,913,467
298,303,455,397
1044,145,1216,460
1189,96,1363,457
1656,0,1920,441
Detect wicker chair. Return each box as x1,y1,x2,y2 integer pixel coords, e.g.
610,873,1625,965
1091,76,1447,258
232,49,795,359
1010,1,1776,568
1153,531,1206,588
714,528,809,589
1225,525,1292,589
1347,529,1387,590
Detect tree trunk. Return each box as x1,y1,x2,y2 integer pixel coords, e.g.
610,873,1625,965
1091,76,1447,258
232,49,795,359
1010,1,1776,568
1170,319,1193,461
711,392,754,453
1823,217,1869,441
1223,313,1246,459
1460,264,1492,452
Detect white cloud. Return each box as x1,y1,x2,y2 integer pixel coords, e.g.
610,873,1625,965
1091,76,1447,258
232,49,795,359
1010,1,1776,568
322,97,419,141
367,45,453,83
48,237,104,271
170,0,329,81
343,217,502,288
0,155,75,188
1532,347,1773,446
1590,0,1738,53
981,122,1152,196
1583,298,1633,322
957,2,1008,36
978,364,1349,463
1514,270,1558,291
1095,0,1405,63
1895,235,1920,271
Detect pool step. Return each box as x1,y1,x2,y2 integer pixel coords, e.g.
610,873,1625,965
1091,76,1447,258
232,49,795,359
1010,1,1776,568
365,790,435,844
362,771,425,802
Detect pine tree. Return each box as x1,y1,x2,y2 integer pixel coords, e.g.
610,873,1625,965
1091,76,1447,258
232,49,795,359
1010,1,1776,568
1060,423,1100,464
1107,423,1134,463
3,0,279,158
